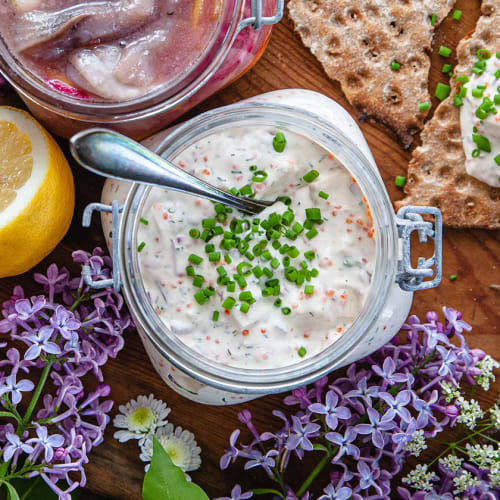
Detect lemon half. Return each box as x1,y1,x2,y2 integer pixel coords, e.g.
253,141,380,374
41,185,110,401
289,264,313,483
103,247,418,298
0,107,75,278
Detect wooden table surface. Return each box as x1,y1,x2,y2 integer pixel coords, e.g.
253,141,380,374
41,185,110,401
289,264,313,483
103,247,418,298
1,1,499,498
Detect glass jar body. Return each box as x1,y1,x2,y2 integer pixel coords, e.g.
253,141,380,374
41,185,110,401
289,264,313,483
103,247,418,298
0,0,277,139
101,90,420,405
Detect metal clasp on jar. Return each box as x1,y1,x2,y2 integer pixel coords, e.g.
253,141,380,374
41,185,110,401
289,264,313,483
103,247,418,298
238,0,284,31
81,201,123,292
395,206,443,292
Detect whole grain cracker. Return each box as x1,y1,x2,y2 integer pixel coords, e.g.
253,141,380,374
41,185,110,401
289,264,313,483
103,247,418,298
397,0,500,229
288,0,455,148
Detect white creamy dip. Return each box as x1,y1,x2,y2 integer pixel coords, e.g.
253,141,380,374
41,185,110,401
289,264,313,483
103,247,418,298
461,55,500,187
136,126,376,369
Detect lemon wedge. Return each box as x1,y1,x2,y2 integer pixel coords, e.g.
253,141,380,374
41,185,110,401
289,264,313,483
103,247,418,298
0,107,74,278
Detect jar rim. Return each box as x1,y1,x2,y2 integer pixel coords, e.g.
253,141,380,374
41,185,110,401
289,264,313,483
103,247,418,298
0,0,243,120
119,100,399,394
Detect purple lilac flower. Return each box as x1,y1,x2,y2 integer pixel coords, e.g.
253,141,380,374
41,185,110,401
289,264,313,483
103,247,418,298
285,416,320,453
0,372,34,404
3,433,33,462
325,428,360,460
378,390,412,422
318,483,352,500
243,449,278,476
27,426,64,463
214,484,253,500
219,307,499,499
354,407,396,448
308,390,351,430
220,429,241,470
0,249,129,498
372,357,409,385
24,326,61,360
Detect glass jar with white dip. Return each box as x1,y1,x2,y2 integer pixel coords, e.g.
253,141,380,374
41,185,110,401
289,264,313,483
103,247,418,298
83,89,442,405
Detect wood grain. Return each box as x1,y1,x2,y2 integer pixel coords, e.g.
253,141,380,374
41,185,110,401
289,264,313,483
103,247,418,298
0,1,498,498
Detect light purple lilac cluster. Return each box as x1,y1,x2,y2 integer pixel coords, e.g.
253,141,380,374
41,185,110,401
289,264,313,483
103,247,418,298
0,248,130,499
218,307,499,500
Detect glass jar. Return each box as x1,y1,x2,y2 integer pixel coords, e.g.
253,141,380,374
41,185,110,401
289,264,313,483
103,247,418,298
0,0,282,139
84,89,442,405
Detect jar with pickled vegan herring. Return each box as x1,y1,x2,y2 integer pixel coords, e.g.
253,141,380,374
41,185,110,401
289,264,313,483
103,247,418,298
95,89,442,405
0,0,283,138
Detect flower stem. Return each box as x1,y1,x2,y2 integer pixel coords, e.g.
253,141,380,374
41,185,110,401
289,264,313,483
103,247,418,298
296,448,334,497
252,488,285,499
19,360,53,434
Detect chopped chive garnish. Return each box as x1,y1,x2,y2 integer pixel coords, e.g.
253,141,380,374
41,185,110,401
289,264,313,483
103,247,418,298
273,132,287,152
495,155,500,166
137,242,146,252
288,246,300,258
472,149,480,158
188,254,203,265
222,297,236,310
140,217,149,225
252,170,268,182
306,228,318,240
249,165,257,172
442,63,452,73
435,83,451,101
453,96,464,107
212,311,219,321
318,191,329,199
455,75,469,84
239,184,253,196
430,13,436,25
304,285,314,295
395,176,406,188
227,281,236,292
192,275,204,288
202,218,216,229
237,262,252,276
419,102,431,111
438,46,452,57
472,88,484,98
472,134,491,153
390,61,401,70
240,301,250,313
194,290,208,305
281,307,292,315
298,346,307,357
303,169,319,183
304,250,315,260
452,9,462,20
449,274,458,281
186,265,195,276
477,48,492,60
224,254,232,264
305,208,322,221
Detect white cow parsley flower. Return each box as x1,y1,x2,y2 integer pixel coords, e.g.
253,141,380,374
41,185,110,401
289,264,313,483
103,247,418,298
402,464,437,492
439,454,463,474
403,430,427,457
466,443,500,469
490,462,500,488
453,470,479,495
456,397,484,430
140,423,201,473
113,394,171,443
490,403,500,430
473,355,500,391
439,381,460,403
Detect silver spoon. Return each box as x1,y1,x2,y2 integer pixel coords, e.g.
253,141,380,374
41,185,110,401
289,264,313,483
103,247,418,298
69,128,275,215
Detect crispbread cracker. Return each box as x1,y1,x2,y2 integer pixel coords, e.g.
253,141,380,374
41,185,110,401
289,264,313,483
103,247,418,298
397,0,500,229
288,0,456,148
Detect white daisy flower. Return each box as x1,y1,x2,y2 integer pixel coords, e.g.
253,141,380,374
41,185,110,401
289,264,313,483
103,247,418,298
140,423,201,473
113,394,170,443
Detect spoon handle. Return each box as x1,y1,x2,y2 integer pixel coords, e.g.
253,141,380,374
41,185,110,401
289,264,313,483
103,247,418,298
69,128,270,215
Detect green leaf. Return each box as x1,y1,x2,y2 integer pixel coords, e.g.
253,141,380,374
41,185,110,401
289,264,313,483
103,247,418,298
1,481,20,500
142,437,208,500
